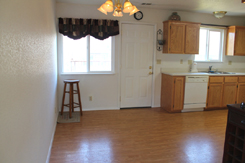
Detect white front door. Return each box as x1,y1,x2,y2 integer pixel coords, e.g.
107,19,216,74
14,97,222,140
120,24,154,108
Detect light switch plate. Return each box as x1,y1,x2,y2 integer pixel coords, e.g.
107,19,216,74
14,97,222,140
180,59,183,64
157,60,161,64
228,61,232,65
188,60,192,65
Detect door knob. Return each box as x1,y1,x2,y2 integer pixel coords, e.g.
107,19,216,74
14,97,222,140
149,72,153,75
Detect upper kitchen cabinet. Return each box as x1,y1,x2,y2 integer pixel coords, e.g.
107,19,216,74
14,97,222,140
162,20,201,54
226,26,245,56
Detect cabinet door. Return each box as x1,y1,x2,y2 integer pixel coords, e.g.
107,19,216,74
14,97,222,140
226,26,235,56
237,83,245,103
207,84,223,108
234,27,245,56
222,83,237,107
169,24,185,54
185,24,200,54
173,77,185,111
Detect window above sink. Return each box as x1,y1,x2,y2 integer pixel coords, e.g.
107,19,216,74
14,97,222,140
194,26,226,63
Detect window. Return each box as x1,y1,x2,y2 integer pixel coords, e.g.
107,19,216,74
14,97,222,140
194,26,225,62
62,35,114,74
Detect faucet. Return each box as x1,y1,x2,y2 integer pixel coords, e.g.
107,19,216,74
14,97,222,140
209,66,212,72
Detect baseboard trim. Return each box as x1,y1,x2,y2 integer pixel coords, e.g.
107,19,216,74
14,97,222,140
46,113,58,163
83,108,120,111
152,105,160,108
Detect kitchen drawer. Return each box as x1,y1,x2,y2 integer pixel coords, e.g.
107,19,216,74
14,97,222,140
239,77,245,83
209,77,224,83
225,77,238,83
229,110,245,130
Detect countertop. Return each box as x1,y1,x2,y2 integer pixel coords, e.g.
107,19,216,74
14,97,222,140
161,68,245,76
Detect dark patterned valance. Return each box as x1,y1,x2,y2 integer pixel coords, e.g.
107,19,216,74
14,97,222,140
58,18,119,40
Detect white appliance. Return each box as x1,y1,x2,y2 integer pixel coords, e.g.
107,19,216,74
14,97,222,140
190,62,198,73
182,76,209,112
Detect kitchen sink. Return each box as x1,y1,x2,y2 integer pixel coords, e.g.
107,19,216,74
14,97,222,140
206,71,236,74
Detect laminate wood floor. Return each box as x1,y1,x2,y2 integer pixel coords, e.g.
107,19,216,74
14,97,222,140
50,108,228,163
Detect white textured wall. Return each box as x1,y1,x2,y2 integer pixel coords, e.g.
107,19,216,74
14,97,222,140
56,2,245,110
0,0,57,163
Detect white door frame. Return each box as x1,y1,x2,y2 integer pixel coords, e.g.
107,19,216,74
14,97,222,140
118,21,157,108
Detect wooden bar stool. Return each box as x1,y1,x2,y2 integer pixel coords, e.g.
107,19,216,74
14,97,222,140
61,79,82,118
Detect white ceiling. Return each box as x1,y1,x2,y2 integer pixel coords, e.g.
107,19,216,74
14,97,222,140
56,0,245,16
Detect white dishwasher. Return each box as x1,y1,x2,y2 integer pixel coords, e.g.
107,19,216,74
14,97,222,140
182,76,209,112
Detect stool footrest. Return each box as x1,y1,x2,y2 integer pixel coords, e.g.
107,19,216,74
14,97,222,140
63,103,81,108
65,90,78,93
73,105,80,108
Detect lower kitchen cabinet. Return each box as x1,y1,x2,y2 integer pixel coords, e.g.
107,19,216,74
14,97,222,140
161,74,185,112
237,83,245,103
173,77,185,111
207,84,223,108
206,76,245,110
160,74,245,112
222,83,237,107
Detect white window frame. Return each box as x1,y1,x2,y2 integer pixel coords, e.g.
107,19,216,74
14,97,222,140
195,26,226,63
61,35,115,75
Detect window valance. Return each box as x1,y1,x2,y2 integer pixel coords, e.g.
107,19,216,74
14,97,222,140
58,18,119,40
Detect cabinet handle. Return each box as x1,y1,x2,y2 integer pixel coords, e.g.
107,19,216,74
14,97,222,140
241,120,245,125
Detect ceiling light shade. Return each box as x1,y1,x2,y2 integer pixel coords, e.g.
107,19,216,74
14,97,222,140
213,11,227,19
242,0,245,3
123,0,134,13
118,11,123,17
102,0,114,12
113,7,123,17
98,6,108,15
113,11,123,17
124,0,133,8
113,11,118,17
129,6,139,15
123,7,134,13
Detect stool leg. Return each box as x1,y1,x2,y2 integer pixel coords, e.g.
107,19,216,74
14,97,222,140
61,83,67,115
71,83,74,112
76,82,83,116
69,83,72,118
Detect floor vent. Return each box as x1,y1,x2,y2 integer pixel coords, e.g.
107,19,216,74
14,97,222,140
141,3,152,5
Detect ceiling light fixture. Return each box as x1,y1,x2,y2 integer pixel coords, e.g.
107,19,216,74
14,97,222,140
213,11,227,19
98,0,139,17
242,0,245,3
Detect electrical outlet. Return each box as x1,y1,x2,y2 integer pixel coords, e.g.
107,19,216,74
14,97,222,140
188,60,193,65
89,96,92,101
228,61,232,65
180,59,183,64
156,59,161,64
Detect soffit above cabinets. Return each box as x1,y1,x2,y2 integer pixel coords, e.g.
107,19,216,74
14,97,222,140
56,0,245,16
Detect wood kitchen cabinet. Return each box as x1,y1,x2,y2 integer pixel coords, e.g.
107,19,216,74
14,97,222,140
222,77,238,107
237,77,245,103
207,77,224,108
206,76,245,110
237,83,245,103
226,26,245,56
162,20,200,54
161,74,185,112
223,83,237,107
